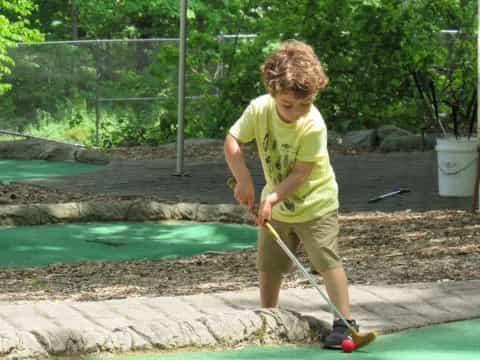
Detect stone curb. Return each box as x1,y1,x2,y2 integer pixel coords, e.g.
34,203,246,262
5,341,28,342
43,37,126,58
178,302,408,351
0,308,326,359
0,201,251,226
0,280,478,359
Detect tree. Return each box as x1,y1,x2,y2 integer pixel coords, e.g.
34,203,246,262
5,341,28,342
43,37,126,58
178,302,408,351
0,0,42,95
31,0,77,40
252,0,476,134
407,0,477,138
2,1,475,145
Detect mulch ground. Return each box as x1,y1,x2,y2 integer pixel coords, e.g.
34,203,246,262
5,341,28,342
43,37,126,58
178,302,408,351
0,209,477,302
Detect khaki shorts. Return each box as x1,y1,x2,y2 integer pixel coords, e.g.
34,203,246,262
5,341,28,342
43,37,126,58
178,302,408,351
257,211,341,274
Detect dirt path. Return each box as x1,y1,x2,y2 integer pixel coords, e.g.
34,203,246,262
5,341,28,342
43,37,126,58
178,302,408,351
10,150,473,212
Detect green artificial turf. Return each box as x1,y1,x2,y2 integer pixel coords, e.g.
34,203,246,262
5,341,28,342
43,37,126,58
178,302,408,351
0,159,100,182
65,319,480,360
0,222,257,267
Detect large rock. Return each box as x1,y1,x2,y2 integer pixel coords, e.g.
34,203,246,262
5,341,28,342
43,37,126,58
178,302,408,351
327,130,344,150
74,148,110,165
379,134,436,152
0,139,74,160
342,129,378,152
377,125,413,142
0,139,109,164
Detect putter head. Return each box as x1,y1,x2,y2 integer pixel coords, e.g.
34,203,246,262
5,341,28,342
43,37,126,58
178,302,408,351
351,330,377,349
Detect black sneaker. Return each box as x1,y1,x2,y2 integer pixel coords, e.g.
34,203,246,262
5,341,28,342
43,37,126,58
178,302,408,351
323,319,359,349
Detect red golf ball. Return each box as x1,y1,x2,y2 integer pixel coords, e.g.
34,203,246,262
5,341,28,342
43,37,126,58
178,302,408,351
341,337,356,353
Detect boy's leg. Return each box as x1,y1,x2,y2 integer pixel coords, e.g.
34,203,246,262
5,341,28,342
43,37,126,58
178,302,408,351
295,212,358,348
259,271,283,308
257,220,299,308
322,265,359,348
296,212,350,316
321,266,351,319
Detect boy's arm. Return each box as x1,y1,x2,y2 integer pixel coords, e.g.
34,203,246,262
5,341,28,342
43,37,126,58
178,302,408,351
224,133,255,211
257,160,314,224
265,160,314,207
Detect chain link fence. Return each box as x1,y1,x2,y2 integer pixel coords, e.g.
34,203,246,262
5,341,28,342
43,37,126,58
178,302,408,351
1,39,181,146
0,36,256,148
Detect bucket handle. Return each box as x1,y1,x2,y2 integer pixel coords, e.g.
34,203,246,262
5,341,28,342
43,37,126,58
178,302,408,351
439,158,478,176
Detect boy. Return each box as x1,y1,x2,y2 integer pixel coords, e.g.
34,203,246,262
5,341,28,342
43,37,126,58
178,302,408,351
224,39,358,349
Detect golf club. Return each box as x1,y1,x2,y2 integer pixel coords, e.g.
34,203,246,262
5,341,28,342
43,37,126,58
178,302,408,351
227,177,377,349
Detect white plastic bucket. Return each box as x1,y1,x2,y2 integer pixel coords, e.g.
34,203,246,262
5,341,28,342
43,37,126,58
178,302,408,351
435,137,479,197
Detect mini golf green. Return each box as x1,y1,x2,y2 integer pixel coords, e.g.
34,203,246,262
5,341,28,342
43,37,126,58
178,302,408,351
0,159,101,182
65,318,480,360
0,222,257,268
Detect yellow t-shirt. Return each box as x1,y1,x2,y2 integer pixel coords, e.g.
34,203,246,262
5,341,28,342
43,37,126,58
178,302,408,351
229,94,338,223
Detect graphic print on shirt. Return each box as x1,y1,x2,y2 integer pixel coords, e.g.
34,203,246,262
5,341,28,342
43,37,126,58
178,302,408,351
262,133,297,212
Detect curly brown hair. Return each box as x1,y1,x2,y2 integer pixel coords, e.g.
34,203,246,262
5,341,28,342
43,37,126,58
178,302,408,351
261,40,329,98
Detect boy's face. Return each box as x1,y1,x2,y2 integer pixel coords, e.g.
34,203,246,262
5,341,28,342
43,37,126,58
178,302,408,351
273,92,316,123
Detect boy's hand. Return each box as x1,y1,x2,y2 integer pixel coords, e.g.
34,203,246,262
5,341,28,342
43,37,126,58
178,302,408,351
234,181,255,214
257,194,276,226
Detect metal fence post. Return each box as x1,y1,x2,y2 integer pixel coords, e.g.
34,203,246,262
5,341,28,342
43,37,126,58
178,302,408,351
175,0,187,175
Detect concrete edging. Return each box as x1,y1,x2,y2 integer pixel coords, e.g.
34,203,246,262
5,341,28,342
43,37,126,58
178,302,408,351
0,201,252,226
0,308,327,359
